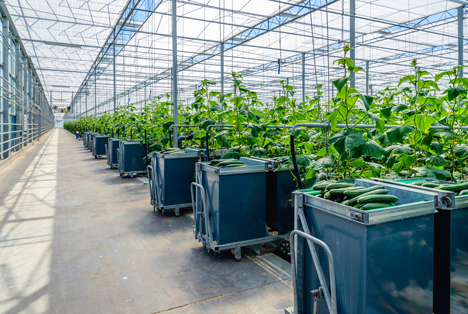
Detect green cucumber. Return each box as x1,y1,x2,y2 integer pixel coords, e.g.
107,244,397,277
303,190,322,196
224,164,246,168
409,180,429,186
346,189,389,206
421,182,441,188
357,194,399,204
217,161,245,167
459,189,468,196
210,158,238,164
343,185,384,198
362,203,395,210
439,182,468,192
329,186,362,196
324,183,355,191
323,191,331,199
312,180,337,191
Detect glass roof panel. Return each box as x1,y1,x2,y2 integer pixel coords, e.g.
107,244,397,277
5,0,465,114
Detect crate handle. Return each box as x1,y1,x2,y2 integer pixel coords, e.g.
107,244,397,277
290,230,337,314
147,166,154,205
190,182,212,246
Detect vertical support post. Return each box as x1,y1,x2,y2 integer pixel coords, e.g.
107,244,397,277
172,0,178,146
2,17,9,158
14,42,20,150
95,74,97,116
27,68,31,143
350,0,356,88
38,91,42,139
221,42,224,96
459,6,464,78
113,31,117,113
71,91,74,120
18,53,23,149
366,61,369,95
85,92,88,118
302,53,306,103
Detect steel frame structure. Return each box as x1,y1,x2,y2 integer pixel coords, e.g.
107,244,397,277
2,0,466,140
0,2,53,163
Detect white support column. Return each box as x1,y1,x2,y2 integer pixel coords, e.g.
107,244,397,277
350,0,356,88
302,53,306,103
221,43,224,96
459,6,464,78
365,61,369,95
172,0,178,146
2,17,9,158
14,41,21,150
95,74,97,116
113,31,116,113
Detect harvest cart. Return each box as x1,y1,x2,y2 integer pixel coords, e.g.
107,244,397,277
117,140,147,178
372,177,467,314
105,138,122,169
250,157,296,235
191,158,289,260
92,134,110,158
83,131,89,147
147,148,202,216
290,179,439,314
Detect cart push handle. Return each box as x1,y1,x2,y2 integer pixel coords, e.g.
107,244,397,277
290,230,337,314
190,182,213,245
147,165,154,205
190,182,207,217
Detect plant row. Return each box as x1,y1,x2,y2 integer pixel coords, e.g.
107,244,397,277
65,45,468,186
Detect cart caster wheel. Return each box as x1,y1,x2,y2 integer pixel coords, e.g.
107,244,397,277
161,210,170,216
94,156,97,159
277,240,290,256
232,248,242,261
214,251,224,258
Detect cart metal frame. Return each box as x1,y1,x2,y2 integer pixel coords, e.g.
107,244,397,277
147,149,201,216
191,159,290,260
290,179,439,314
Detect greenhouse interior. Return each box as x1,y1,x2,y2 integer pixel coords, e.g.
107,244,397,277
0,0,467,313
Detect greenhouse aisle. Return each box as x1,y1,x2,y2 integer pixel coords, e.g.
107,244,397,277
0,129,293,314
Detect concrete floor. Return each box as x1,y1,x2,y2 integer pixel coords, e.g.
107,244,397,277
0,129,293,314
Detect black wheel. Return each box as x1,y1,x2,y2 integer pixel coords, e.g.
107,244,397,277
161,210,170,216
214,251,224,258
277,240,290,256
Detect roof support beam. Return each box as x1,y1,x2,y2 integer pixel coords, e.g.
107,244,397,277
95,0,338,111
71,0,162,110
